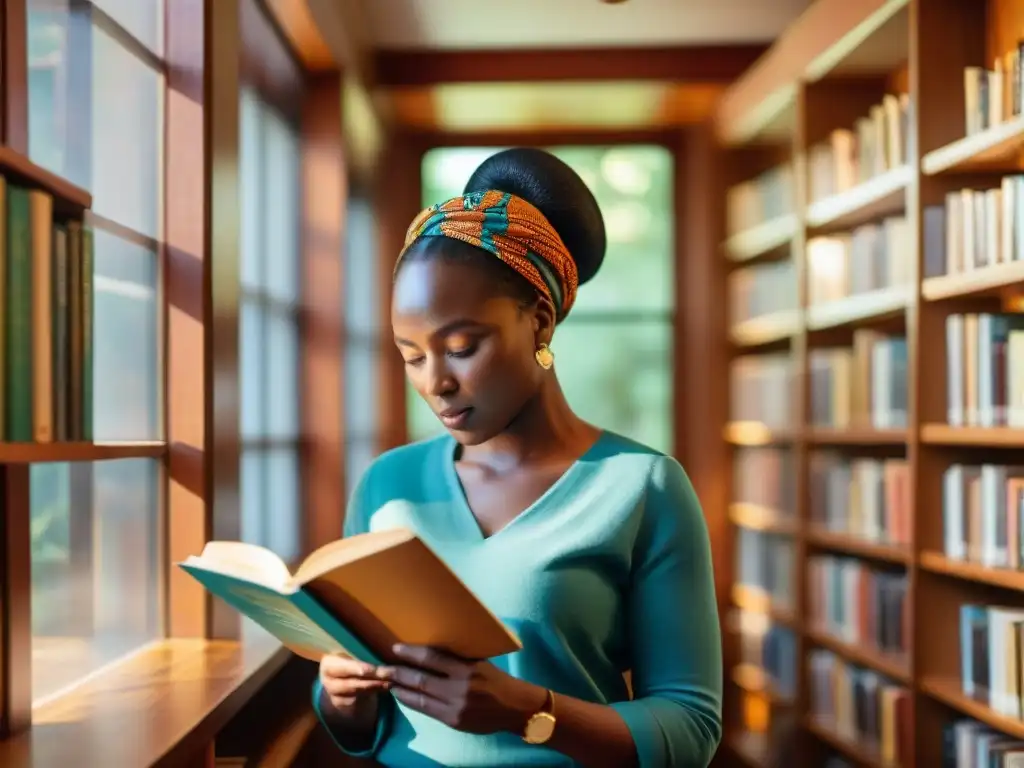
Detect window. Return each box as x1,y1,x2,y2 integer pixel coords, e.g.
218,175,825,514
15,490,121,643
409,145,675,453
343,191,381,486
26,0,163,701
238,78,303,562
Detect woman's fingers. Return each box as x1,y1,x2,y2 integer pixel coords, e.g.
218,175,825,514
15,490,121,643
320,653,379,680
322,675,390,698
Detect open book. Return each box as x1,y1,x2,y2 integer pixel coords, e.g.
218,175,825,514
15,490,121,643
178,527,522,664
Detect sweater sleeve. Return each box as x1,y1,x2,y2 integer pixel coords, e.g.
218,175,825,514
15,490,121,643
312,677,395,758
311,462,396,757
609,455,723,768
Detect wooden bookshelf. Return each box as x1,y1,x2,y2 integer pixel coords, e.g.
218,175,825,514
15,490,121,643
805,165,911,231
729,502,799,535
921,114,1024,175
922,260,1024,300
0,441,165,463
805,427,908,445
805,285,910,331
0,136,122,739
712,0,1024,764
729,309,801,347
920,424,1024,447
724,214,798,262
0,146,92,216
806,528,911,564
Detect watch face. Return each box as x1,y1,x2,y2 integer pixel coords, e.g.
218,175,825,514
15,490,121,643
525,712,556,744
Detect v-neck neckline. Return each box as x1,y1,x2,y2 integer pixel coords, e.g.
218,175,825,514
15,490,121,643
441,431,608,543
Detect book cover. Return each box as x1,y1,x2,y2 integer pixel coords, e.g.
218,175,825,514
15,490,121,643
179,563,380,664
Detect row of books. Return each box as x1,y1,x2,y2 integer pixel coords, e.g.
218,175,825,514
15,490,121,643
728,260,797,326
809,331,908,430
735,527,795,612
730,354,795,430
733,609,798,701
726,163,793,235
728,310,1022,431
961,603,1024,719
925,179,1024,279
734,447,796,515
806,216,911,305
809,454,911,546
964,44,1024,137
946,313,1024,428
807,92,911,202
807,556,908,659
943,464,1024,569
807,650,910,766
944,717,1024,767
0,177,93,442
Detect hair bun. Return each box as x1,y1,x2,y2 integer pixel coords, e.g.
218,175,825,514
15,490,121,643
463,148,606,286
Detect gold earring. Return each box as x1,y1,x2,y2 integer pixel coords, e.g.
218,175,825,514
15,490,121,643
535,343,554,370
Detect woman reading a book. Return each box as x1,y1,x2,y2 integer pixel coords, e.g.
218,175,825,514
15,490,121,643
315,148,723,767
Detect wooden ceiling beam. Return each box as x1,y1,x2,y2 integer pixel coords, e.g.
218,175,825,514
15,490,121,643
405,127,682,149
373,45,769,87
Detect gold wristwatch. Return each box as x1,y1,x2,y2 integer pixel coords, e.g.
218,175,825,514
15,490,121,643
522,688,557,745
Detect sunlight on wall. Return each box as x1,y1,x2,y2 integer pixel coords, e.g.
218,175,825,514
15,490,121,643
406,145,675,453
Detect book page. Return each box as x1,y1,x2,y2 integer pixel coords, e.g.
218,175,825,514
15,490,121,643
183,541,293,591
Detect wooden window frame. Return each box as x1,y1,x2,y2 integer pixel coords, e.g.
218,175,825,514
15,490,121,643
1,0,171,737
0,0,349,751
236,4,306,567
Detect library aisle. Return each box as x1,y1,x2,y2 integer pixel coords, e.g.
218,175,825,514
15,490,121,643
714,0,1024,766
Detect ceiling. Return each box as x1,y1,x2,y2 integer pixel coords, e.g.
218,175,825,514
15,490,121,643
349,0,815,134
364,0,813,50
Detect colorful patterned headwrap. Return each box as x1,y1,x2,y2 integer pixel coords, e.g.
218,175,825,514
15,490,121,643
397,190,579,319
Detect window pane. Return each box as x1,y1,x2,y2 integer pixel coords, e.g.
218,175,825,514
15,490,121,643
26,0,82,184
262,107,300,304
240,449,265,547
345,337,377,449
90,0,163,57
421,147,502,206
31,458,160,702
93,228,160,440
554,319,673,453
91,25,163,238
239,298,265,439
266,447,300,562
239,86,262,292
240,448,300,563
266,308,299,439
550,146,673,314
344,194,379,480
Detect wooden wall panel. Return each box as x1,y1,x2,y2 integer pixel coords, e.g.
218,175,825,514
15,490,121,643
301,73,346,552
167,0,244,641
678,124,731,604
372,135,423,453
207,0,243,640
166,0,211,638
0,0,28,152
0,467,31,738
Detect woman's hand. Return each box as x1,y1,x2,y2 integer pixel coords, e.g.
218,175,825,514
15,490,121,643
379,643,546,735
319,653,389,729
